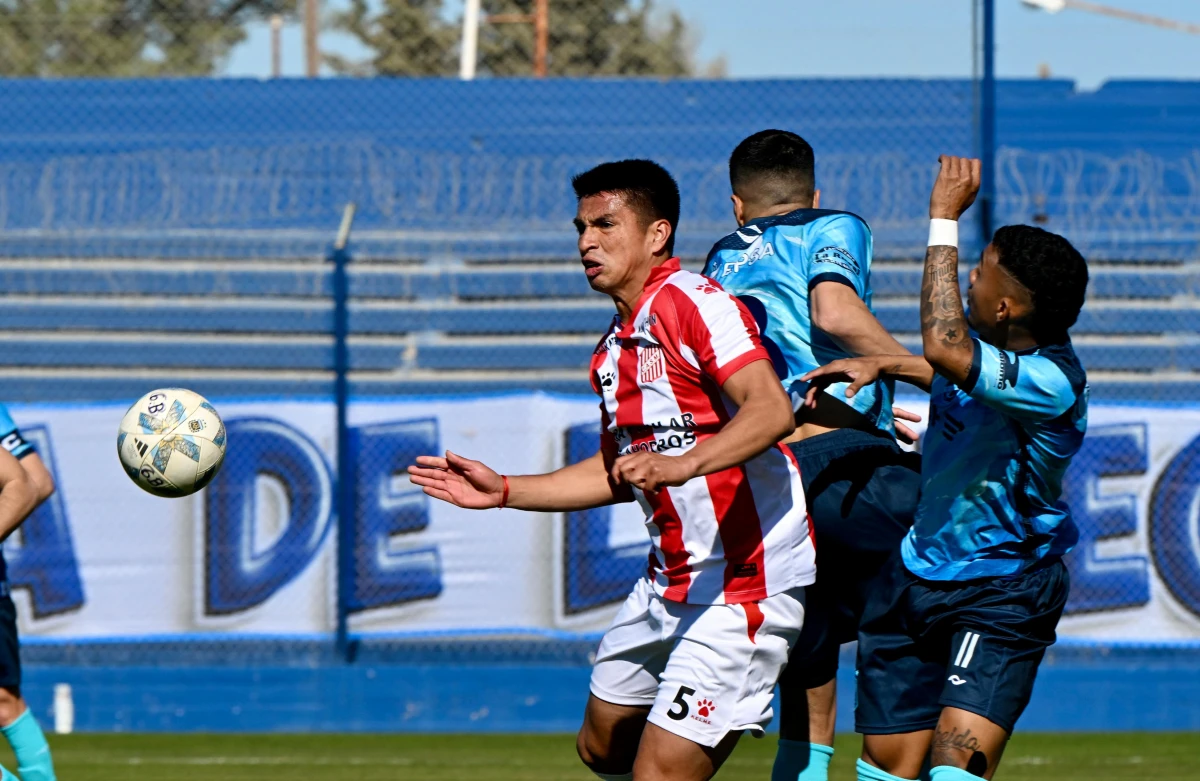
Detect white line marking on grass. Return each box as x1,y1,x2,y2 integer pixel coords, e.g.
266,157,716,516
115,756,416,766
1010,756,1051,765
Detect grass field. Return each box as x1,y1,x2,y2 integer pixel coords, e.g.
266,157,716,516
20,732,1198,780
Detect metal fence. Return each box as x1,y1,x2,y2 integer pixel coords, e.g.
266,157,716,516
0,3,1197,725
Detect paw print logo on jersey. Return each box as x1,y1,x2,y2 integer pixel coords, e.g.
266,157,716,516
599,370,616,389
696,282,720,295
696,699,715,718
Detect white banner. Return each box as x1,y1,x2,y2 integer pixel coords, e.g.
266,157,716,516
3,394,1199,642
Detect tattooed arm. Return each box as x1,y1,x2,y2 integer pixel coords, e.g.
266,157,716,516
922,155,981,386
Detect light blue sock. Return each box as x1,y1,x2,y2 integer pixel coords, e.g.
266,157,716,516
1,710,56,781
929,766,980,780
772,740,835,781
857,758,918,781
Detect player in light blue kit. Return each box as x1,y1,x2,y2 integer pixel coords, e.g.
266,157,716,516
804,156,1089,781
705,130,922,781
0,405,58,781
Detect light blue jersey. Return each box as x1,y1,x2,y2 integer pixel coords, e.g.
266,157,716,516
703,209,894,434
904,339,1088,581
0,404,32,460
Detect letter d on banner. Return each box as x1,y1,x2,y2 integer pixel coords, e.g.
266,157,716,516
204,418,333,615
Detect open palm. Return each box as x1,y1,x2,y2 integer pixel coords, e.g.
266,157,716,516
407,451,505,509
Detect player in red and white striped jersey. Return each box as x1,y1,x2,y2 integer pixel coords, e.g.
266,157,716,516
409,160,813,781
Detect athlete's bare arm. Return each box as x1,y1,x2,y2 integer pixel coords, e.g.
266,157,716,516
922,155,982,386
810,281,910,358
0,449,37,542
18,453,55,505
612,358,794,494
408,445,633,513
802,354,936,406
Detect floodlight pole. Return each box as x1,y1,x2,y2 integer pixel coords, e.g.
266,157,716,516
1022,0,1200,36
980,0,996,246
460,0,481,80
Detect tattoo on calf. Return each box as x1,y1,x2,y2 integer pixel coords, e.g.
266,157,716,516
932,726,989,775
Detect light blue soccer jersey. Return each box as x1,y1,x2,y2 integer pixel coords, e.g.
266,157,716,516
0,404,33,460
903,339,1088,581
703,209,895,434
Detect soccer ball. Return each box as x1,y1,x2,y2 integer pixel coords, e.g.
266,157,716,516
117,388,227,498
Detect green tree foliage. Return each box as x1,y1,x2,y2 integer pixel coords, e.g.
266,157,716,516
326,0,458,76
329,0,696,78
0,0,296,76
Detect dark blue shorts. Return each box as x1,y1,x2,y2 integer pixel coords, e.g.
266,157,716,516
779,428,920,690
855,553,1069,735
0,592,20,690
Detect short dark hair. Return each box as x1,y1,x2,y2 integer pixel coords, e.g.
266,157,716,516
992,225,1089,343
572,159,681,256
729,129,816,207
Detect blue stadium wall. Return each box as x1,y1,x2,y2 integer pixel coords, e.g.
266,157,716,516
1,78,1197,260
1,78,1199,734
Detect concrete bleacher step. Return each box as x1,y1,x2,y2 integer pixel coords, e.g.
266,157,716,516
0,260,1190,300
2,366,1198,404
4,333,1200,375
0,296,1194,336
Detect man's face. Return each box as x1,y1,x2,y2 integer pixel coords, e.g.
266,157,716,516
574,192,655,294
966,243,1028,343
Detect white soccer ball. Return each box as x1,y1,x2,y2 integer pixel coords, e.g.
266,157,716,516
117,388,227,498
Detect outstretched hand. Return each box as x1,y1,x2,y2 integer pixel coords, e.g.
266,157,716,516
407,451,506,509
800,357,884,410
930,155,981,221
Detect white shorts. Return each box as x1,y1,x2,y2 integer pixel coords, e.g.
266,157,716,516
589,577,806,748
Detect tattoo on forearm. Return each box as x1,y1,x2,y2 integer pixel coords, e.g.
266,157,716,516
932,727,990,776
921,245,972,353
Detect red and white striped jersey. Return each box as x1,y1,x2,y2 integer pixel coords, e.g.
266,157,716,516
590,258,815,606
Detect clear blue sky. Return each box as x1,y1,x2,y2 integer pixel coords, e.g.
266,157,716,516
224,0,1199,88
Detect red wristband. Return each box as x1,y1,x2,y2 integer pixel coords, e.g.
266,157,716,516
498,475,510,509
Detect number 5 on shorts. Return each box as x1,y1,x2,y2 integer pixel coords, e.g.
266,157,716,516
667,686,695,720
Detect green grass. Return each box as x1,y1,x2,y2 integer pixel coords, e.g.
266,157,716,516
15,732,1199,780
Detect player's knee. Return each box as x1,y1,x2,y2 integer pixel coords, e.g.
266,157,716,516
576,725,630,774
0,688,24,727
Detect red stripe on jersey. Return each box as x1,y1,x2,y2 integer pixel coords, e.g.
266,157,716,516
651,486,692,602
705,467,769,602
744,601,765,644
613,340,644,431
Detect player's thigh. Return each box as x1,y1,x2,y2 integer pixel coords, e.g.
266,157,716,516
930,706,1009,779
931,560,1069,735
648,588,804,753
793,433,920,555
584,579,672,769
0,594,21,726
632,721,741,781
577,694,652,772
855,555,946,742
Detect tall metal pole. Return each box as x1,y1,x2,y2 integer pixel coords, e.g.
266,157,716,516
332,203,357,662
304,0,319,77
980,0,996,246
270,15,283,78
533,0,549,78
460,0,481,80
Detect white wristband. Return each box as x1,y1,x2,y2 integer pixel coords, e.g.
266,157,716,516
928,219,958,248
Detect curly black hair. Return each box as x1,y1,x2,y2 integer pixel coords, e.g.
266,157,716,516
992,225,1089,344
